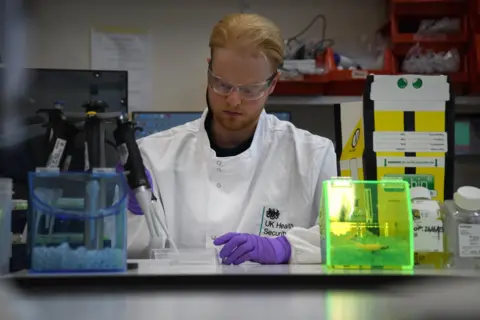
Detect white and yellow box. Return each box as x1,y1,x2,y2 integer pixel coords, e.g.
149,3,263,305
335,74,455,202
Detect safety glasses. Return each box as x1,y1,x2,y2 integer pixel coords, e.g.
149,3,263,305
207,66,277,101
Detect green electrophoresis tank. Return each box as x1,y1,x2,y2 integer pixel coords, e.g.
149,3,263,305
321,178,414,269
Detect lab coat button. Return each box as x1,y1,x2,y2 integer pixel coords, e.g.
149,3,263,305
217,161,221,165
211,235,216,240
216,183,221,188
217,168,221,172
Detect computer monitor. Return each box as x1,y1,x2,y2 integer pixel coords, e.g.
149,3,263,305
455,115,480,156
132,111,291,139
270,111,291,122
453,114,480,191
133,112,203,139
24,68,128,113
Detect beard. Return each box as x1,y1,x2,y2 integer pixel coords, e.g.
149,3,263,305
215,111,256,131
206,89,260,132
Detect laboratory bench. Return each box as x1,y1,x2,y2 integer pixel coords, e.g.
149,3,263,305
6,260,480,293
3,261,480,320
130,259,480,277
11,259,480,277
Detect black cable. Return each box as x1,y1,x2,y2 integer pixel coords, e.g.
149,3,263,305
284,13,335,61
287,14,328,46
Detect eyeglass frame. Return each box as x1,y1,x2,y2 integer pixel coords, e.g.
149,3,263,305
207,62,277,101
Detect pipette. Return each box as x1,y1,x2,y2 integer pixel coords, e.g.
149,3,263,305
113,114,178,252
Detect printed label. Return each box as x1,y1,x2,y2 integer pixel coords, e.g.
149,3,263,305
12,199,28,211
458,224,480,258
373,131,448,153
377,156,445,168
259,206,293,237
351,70,368,79
46,138,67,168
383,174,436,198
92,168,116,173
84,142,90,171
35,167,59,173
412,203,443,252
118,143,129,165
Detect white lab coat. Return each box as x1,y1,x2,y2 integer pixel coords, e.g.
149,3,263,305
127,110,337,263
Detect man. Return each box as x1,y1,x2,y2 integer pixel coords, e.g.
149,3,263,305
126,13,337,264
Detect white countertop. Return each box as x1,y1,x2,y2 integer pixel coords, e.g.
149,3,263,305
130,260,480,276
11,260,480,277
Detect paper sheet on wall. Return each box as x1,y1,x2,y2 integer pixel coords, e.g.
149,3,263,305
90,28,153,111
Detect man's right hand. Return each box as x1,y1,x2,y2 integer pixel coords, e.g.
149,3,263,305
115,163,152,215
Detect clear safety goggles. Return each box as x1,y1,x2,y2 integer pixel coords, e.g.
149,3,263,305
207,67,277,101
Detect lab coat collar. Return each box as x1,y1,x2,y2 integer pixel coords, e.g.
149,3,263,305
199,108,267,160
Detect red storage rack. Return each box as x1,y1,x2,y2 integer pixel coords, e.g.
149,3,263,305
468,0,480,92
389,0,470,94
468,0,480,32
323,48,394,96
390,0,469,54
391,48,470,94
273,74,327,96
468,34,480,93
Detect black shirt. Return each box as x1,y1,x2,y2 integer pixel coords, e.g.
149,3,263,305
204,111,254,157
205,89,254,157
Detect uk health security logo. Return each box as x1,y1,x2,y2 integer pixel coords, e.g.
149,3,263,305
261,207,294,237
266,208,280,220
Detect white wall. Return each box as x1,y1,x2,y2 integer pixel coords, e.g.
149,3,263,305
27,0,387,112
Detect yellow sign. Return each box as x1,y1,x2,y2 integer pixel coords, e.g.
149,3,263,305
340,119,364,161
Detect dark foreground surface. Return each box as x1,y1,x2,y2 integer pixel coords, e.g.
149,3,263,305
2,273,479,320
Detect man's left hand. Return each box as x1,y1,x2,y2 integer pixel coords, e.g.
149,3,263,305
213,233,291,265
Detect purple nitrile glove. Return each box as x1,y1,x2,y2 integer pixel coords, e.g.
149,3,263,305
214,233,291,265
115,163,152,215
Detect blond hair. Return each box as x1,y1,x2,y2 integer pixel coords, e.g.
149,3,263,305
209,13,284,70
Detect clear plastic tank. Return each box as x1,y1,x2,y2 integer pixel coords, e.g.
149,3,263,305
27,171,128,273
0,178,12,275
444,186,480,269
322,178,414,269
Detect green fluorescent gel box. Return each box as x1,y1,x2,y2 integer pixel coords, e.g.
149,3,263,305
321,178,414,270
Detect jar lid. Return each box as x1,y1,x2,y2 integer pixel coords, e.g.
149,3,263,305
410,186,431,200
454,186,480,211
